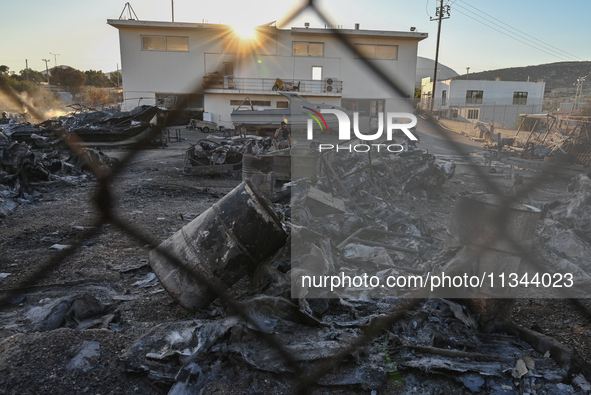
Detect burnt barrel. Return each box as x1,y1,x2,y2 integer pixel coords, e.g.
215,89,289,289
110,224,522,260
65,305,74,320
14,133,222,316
149,181,287,311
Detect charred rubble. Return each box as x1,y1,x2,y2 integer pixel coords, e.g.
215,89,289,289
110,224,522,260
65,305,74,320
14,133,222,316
124,146,590,393
3,133,591,394
0,128,117,218
2,105,158,144
184,136,274,175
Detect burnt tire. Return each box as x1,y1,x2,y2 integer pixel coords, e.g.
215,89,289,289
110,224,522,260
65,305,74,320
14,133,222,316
201,126,210,133
272,84,279,91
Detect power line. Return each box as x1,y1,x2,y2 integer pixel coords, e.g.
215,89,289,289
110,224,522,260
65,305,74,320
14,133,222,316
425,0,432,19
451,5,572,62
455,0,585,61
453,3,571,61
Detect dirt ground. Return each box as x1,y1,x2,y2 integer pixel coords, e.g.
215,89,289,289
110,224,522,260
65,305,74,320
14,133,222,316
1,128,590,394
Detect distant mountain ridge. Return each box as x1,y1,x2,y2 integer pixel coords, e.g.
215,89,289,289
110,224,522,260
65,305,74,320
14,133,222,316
455,61,591,93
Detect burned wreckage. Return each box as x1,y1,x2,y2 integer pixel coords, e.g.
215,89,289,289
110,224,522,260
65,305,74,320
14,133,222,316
3,107,591,394
132,139,591,392
0,106,165,218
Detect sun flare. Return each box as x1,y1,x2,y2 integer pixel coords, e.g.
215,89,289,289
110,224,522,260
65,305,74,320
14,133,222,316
233,23,256,38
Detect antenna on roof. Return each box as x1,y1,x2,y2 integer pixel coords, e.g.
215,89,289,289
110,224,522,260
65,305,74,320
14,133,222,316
119,2,139,20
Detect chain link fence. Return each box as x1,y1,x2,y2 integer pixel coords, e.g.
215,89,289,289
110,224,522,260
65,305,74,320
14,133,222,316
1,1,590,393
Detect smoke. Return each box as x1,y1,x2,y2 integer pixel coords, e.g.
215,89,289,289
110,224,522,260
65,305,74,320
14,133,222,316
0,75,67,122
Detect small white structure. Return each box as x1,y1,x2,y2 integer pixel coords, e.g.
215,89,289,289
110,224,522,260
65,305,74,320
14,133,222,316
108,19,427,129
420,78,545,128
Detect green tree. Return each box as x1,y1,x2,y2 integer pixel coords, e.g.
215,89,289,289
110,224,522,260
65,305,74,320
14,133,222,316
81,87,112,107
84,69,112,87
0,65,9,74
1,74,61,109
18,69,47,83
50,66,86,94
109,71,122,87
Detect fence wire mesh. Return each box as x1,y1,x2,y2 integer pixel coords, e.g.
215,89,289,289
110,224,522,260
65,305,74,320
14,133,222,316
1,1,590,393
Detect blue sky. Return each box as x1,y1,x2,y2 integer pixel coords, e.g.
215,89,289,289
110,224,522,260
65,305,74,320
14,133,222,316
0,0,589,75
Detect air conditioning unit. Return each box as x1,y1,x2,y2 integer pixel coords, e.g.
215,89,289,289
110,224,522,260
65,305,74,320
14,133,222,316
325,78,336,92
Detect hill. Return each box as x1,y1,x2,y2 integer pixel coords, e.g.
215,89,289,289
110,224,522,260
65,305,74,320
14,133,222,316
456,61,591,95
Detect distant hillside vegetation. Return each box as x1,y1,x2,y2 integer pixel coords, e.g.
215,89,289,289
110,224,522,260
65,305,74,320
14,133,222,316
455,61,591,93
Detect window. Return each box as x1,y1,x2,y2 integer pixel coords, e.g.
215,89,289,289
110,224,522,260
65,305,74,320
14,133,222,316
451,109,458,118
442,90,447,106
312,66,322,80
293,42,324,56
355,44,398,59
277,101,289,108
467,109,479,119
466,90,483,104
230,100,270,106
513,92,528,105
142,36,165,50
224,63,234,76
166,37,189,51
142,36,188,51
309,43,324,56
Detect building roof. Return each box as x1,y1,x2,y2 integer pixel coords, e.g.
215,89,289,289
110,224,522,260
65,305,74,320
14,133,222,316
290,27,427,40
107,19,427,40
107,19,229,30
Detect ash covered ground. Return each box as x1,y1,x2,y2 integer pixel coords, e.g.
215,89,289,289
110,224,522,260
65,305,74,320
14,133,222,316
1,126,591,395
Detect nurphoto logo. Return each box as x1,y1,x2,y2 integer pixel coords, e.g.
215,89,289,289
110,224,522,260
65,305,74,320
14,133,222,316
305,110,418,152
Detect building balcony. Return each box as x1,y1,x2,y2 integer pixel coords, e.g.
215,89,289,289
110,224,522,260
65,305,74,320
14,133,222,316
203,76,343,96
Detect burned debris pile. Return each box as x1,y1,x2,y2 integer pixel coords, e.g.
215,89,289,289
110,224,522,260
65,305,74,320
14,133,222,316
480,115,591,168
4,127,591,394
40,105,159,143
0,127,116,217
184,136,273,175
2,105,158,144
537,174,591,285
125,145,588,392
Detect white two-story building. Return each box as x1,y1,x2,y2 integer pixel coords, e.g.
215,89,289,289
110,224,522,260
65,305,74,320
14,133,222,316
421,77,546,128
107,18,427,129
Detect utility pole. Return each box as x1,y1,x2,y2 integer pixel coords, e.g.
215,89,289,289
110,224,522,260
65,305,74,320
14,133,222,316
466,67,470,80
429,0,451,113
42,59,51,84
50,52,60,68
116,63,120,87
25,59,29,81
574,76,586,110
171,0,174,22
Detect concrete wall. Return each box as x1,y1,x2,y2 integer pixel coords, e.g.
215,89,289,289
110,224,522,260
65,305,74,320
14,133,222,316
444,80,545,108
112,21,426,117
421,78,545,127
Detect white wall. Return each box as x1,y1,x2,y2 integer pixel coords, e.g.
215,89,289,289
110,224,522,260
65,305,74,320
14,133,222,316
446,80,545,107
112,21,426,115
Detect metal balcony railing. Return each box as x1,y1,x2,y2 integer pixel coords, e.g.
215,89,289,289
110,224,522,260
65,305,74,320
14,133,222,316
203,76,343,94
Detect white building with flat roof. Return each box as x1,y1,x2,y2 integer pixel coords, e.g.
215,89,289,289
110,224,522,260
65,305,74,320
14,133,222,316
421,78,546,128
108,19,427,129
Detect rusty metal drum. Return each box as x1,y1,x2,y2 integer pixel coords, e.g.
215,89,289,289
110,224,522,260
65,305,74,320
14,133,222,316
149,181,287,311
